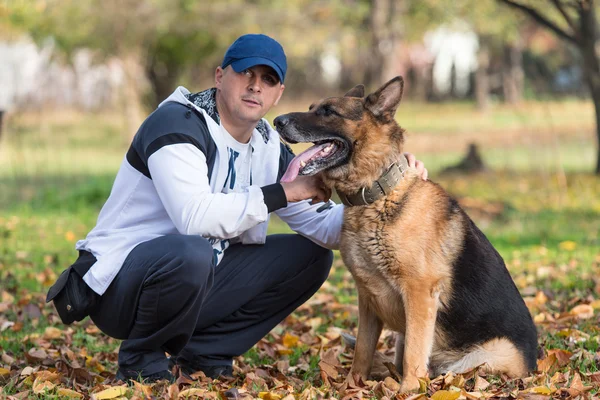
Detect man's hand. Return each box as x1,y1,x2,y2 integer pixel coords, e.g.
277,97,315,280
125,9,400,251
404,152,428,181
281,175,332,204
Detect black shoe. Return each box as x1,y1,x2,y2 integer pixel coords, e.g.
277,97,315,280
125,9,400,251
168,356,233,379
115,368,175,384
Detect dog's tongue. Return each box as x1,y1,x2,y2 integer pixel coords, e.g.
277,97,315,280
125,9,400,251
280,143,329,183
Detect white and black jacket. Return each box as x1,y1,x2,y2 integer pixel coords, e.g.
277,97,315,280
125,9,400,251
76,86,344,295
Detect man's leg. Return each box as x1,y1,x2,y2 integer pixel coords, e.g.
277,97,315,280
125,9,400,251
89,234,214,378
175,234,333,374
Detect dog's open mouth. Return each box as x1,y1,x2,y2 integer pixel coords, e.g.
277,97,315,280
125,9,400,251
280,139,347,182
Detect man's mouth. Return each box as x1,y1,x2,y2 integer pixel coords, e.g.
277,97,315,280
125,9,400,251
280,138,348,182
242,98,262,107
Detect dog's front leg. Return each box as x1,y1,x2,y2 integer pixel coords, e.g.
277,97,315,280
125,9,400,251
349,292,383,380
399,281,441,393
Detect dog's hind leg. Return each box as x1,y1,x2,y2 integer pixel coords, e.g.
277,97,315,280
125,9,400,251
399,280,441,393
350,293,383,380
439,338,530,378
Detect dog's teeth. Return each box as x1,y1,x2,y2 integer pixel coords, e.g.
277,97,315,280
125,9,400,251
300,160,306,167
323,146,331,154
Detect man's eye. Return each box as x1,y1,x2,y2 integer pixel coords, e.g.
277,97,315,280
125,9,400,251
263,76,276,85
243,69,252,76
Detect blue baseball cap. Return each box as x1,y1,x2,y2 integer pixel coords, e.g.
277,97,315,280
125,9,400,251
221,34,287,83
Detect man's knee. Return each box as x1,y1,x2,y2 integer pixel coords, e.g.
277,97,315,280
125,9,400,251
291,236,334,285
156,235,214,288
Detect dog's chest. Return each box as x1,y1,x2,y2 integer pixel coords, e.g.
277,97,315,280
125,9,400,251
340,207,407,331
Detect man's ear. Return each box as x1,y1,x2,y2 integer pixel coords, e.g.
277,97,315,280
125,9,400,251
215,66,224,89
344,84,365,98
365,76,404,118
274,84,285,106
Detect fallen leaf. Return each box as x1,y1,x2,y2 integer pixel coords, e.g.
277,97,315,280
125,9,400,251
91,386,128,400
383,376,401,392
2,351,15,364
179,388,207,398
132,380,152,397
57,388,84,399
529,386,553,395
282,332,299,348
547,349,572,367
319,360,339,380
430,389,461,400
259,392,282,400
0,367,10,379
32,380,57,394
537,354,557,374
569,304,594,319
474,376,490,391
42,326,63,340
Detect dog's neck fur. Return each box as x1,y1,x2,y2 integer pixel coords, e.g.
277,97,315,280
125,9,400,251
327,125,405,197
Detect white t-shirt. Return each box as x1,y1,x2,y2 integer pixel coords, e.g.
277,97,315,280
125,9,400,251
208,124,253,264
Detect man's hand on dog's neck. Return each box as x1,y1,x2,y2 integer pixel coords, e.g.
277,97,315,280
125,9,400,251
281,175,331,204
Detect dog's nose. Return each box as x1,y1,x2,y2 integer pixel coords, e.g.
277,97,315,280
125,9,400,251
273,116,289,130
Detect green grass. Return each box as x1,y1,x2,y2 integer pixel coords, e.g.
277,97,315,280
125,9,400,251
1,103,599,398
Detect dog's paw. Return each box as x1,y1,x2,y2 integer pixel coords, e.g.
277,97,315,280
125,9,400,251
399,376,421,393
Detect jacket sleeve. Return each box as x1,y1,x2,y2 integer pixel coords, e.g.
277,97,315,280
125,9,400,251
273,142,344,249
148,143,272,239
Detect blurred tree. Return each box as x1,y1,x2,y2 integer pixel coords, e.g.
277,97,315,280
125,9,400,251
498,0,600,174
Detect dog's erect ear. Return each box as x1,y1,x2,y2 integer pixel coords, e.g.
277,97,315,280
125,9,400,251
365,76,404,118
344,84,365,98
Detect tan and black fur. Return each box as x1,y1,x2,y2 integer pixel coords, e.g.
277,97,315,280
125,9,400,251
274,77,538,392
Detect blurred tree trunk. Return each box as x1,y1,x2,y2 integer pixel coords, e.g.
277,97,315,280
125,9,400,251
121,53,146,141
476,44,491,111
502,41,524,104
498,0,600,174
363,0,404,86
146,54,182,108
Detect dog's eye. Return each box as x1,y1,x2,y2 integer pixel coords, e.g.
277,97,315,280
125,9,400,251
317,106,337,117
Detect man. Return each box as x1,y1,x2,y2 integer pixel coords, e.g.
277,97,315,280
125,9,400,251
47,34,427,383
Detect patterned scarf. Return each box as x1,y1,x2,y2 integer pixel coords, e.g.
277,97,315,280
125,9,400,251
186,88,270,144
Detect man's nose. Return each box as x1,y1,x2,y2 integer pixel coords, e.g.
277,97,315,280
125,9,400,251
248,76,261,92
273,116,289,130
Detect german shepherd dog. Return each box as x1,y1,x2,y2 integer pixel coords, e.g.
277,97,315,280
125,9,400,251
274,77,538,392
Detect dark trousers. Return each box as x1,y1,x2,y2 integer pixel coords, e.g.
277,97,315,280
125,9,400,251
89,234,333,375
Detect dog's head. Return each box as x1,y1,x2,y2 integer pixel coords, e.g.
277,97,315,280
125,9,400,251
274,76,405,191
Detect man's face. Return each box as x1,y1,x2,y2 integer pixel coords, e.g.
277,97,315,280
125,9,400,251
215,65,285,125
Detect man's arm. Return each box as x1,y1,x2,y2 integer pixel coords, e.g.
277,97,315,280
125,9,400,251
148,144,275,239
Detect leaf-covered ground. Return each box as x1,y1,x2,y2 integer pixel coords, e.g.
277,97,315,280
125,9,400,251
1,108,600,399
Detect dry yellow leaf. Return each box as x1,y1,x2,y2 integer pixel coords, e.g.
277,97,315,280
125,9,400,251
91,386,128,400
32,380,56,394
569,304,594,319
0,367,10,378
474,376,490,391
34,370,60,383
132,380,152,397
259,392,282,400
65,231,76,242
590,299,600,309
430,390,461,400
384,376,401,391
282,332,299,348
533,313,546,323
178,388,206,398
42,327,63,340
57,388,84,399
534,291,548,306
530,386,553,395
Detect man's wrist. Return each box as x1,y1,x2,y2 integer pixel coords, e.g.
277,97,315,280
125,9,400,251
261,183,288,213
